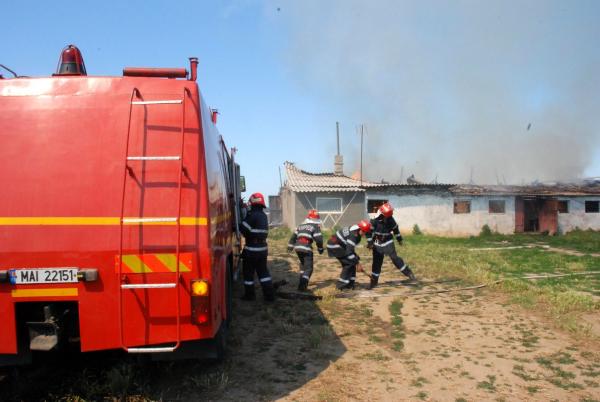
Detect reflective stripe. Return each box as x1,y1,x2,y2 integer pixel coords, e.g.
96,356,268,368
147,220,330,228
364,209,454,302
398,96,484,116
302,275,310,280
338,278,350,283
327,244,342,249
313,233,323,237
400,264,408,272
242,221,268,233
300,271,304,274
244,281,254,285
259,276,272,282
350,277,356,280
370,272,380,277
298,233,312,239
336,232,347,244
287,244,294,247
347,254,356,260
346,239,356,246
294,245,312,252
245,246,268,252
375,239,394,247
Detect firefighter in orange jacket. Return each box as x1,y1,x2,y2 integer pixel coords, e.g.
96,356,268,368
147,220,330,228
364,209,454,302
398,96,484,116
239,192,274,301
287,209,324,291
327,220,371,290
367,202,416,289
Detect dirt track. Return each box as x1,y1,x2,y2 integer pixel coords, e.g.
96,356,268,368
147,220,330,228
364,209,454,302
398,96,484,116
1,244,599,401
213,246,600,401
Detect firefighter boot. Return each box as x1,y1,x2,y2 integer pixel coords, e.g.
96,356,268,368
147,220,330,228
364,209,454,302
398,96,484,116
368,276,379,290
262,283,276,302
241,285,256,301
297,276,309,292
403,266,417,282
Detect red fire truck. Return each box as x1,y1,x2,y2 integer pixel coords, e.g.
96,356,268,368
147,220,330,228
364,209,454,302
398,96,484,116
0,45,244,365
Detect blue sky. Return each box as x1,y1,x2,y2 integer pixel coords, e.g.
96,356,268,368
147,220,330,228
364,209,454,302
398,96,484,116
4,1,600,201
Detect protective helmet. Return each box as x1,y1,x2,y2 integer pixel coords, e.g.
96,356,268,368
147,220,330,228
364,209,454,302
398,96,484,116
357,219,371,233
379,202,394,217
249,192,266,208
307,209,320,220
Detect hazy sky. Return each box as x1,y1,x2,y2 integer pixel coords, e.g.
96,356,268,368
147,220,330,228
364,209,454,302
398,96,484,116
4,0,600,200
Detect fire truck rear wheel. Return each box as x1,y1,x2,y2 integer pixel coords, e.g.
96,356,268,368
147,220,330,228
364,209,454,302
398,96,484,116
225,259,233,328
212,323,227,362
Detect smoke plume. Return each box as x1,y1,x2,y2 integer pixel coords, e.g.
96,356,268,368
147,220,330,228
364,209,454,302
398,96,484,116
273,0,600,184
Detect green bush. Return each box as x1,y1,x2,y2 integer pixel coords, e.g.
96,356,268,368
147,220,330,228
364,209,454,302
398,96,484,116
268,226,292,240
413,224,423,235
480,224,492,237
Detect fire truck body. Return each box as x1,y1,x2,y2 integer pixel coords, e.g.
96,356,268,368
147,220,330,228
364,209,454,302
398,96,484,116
0,50,241,364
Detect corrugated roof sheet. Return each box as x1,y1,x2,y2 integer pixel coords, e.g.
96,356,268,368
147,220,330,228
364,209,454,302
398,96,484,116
284,161,388,192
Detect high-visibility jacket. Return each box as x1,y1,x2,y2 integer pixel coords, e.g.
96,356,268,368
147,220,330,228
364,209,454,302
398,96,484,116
288,219,323,254
367,214,402,247
326,226,362,260
240,206,269,256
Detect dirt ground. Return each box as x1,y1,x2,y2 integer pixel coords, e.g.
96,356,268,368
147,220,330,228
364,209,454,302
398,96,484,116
1,241,599,401
212,244,600,402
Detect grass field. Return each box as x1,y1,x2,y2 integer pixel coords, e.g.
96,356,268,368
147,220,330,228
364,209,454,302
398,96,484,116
1,229,599,401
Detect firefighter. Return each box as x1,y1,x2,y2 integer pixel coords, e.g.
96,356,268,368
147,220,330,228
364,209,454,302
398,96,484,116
327,220,372,290
239,192,275,301
287,209,324,291
367,202,416,289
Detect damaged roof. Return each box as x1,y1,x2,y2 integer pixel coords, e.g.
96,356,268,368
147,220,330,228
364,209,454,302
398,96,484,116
450,184,600,196
283,161,387,192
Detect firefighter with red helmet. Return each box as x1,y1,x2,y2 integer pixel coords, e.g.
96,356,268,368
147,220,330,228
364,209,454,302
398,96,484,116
287,209,324,291
366,202,416,288
327,220,371,290
239,192,275,301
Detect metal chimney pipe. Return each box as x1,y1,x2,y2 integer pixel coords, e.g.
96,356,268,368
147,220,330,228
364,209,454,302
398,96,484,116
334,121,344,175
336,121,340,155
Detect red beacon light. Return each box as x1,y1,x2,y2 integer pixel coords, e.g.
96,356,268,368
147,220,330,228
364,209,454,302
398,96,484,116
54,45,87,76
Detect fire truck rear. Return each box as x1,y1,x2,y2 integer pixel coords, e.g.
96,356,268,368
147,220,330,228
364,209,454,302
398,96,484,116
0,46,243,365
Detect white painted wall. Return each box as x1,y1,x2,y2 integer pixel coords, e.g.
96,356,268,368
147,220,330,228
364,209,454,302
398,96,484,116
558,197,600,233
367,193,516,236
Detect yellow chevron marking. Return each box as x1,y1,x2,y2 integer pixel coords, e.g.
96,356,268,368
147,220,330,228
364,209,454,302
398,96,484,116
154,254,191,272
121,255,153,273
11,288,78,298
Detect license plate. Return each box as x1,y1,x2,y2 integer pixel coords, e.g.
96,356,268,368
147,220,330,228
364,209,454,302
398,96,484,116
9,268,78,285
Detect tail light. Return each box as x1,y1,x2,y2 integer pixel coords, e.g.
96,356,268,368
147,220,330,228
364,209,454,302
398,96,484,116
191,279,210,325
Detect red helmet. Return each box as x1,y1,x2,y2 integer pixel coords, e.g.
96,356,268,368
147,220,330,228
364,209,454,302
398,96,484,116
307,209,320,220
357,219,371,233
249,192,266,207
379,202,394,217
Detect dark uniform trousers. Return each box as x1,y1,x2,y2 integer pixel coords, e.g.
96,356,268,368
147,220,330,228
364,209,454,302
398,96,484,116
337,254,358,289
242,248,274,300
297,251,314,281
371,241,409,279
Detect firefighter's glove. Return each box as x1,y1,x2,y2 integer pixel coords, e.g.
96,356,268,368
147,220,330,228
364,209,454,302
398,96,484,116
396,236,403,246
318,248,324,255
287,245,294,253
366,242,373,250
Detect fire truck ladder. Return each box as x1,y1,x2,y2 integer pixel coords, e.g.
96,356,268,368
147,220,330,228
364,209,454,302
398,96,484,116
117,88,188,353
